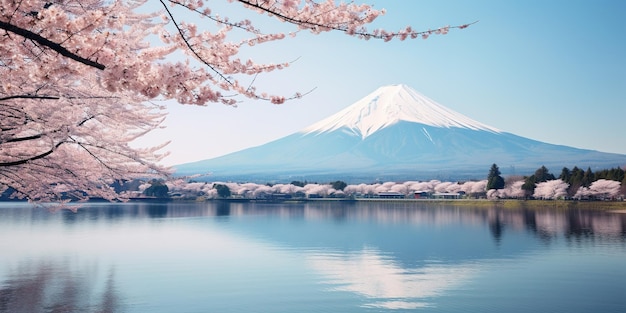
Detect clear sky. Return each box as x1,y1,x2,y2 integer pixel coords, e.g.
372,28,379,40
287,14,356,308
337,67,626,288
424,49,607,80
136,0,626,166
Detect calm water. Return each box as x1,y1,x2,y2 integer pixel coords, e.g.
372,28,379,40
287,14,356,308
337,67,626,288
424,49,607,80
1,201,625,313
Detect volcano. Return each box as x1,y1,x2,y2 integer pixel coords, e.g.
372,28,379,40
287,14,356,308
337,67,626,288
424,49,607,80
175,85,625,182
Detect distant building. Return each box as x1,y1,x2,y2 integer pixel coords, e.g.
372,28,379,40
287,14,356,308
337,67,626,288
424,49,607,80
378,192,405,199
267,193,292,200
414,191,431,199
432,192,462,199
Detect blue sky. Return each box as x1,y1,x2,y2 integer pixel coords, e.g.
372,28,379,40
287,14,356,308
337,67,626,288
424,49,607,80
137,0,626,166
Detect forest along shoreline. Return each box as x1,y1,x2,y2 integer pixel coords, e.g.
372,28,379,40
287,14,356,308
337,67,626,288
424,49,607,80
181,197,626,211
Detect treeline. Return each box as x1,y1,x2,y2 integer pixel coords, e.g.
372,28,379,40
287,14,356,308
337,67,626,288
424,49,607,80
490,163,625,198
525,165,624,197
61,165,626,201
159,165,626,200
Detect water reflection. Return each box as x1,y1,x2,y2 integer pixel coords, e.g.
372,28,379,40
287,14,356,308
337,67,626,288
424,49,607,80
0,259,121,313
3,201,624,247
1,202,625,312
308,248,478,309
3,202,625,250
477,206,626,244
215,201,231,216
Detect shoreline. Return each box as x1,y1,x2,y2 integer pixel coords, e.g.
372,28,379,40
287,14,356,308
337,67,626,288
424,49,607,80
197,197,626,211
2,198,625,211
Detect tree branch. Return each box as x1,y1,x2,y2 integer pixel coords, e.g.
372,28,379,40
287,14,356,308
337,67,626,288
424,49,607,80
0,20,106,70
235,0,477,40
0,141,64,167
2,133,43,143
158,0,233,86
0,94,121,102
168,0,264,35
0,94,60,101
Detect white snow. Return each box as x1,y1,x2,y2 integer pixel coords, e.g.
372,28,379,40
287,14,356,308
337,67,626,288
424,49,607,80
302,84,501,139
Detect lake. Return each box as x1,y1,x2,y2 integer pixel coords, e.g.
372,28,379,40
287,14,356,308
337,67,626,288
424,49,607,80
1,201,625,312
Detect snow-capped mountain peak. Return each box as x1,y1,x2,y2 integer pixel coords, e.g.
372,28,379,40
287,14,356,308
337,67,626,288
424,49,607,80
302,84,500,139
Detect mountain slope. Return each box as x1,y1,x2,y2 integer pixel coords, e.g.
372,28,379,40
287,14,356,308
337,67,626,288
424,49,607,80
176,85,625,182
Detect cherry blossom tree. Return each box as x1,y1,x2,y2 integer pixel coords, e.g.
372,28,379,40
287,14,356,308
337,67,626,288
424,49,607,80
533,179,569,200
0,74,168,203
459,180,485,195
487,180,525,199
575,179,622,200
1,0,472,203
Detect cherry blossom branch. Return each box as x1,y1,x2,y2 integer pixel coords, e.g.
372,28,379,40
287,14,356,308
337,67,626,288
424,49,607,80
167,0,264,35
235,0,477,41
2,133,44,143
0,94,60,101
0,140,63,167
69,137,120,174
158,0,233,86
0,94,121,102
0,21,105,70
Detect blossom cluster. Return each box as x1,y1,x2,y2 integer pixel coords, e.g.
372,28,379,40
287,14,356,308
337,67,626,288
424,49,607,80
1,0,471,106
164,177,622,200
166,179,490,199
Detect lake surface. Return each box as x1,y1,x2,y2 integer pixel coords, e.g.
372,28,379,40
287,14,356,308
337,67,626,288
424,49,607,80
1,201,625,313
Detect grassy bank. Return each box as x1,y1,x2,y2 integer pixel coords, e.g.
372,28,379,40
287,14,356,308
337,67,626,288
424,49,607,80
209,197,626,211
366,198,626,211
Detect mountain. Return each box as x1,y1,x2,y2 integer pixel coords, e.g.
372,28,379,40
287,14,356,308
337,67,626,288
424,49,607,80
175,84,625,182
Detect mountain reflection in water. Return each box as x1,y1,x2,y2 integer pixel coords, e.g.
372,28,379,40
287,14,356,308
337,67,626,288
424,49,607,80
307,248,479,309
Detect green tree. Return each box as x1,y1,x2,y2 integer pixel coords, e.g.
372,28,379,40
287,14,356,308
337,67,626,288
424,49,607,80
330,180,348,191
521,166,555,198
613,167,625,182
582,167,594,187
521,175,537,197
214,184,231,198
290,181,306,187
143,180,169,198
487,164,505,190
570,166,583,183
534,166,555,182
595,167,624,182
559,167,571,183
568,166,584,197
